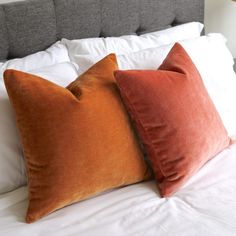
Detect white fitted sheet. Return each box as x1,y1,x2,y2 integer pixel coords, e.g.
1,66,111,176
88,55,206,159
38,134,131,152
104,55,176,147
1,141,236,236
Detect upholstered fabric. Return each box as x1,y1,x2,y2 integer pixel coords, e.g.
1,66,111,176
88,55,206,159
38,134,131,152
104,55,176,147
0,0,204,60
115,43,230,197
55,0,204,39
4,54,151,223
55,0,101,39
2,0,57,59
174,0,204,25
0,6,8,60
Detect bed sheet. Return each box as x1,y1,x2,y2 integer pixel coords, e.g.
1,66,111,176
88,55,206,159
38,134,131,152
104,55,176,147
0,142,236,236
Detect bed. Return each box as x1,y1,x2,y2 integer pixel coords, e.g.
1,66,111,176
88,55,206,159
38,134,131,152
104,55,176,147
0,143,236,235
1,0,236,235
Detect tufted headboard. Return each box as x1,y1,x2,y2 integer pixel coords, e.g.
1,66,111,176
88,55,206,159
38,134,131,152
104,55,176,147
0,0,204,60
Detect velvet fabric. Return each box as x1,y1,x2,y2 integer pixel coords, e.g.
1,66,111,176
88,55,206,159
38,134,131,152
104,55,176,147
114,43,231,197
4,54,151,223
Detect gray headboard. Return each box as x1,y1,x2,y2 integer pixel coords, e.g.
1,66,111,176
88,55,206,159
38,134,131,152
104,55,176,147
0,0,204,60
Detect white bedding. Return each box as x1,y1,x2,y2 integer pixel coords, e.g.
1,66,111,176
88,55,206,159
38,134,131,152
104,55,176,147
0,141,236,236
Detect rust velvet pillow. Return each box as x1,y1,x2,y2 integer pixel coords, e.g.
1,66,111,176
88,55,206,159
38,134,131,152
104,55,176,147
4,54,151,223
114,43,231,197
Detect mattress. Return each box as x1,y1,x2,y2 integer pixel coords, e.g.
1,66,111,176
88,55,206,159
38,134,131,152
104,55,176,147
0,141,236,236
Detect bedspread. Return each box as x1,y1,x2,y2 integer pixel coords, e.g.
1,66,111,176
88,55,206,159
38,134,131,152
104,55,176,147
0,142,236,236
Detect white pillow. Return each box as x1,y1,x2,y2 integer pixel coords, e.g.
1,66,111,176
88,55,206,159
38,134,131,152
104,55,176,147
63,22,203,73
29,62,79,87
0,58,79,194
0,42,70,78
117,34,236,137
140,21,204,44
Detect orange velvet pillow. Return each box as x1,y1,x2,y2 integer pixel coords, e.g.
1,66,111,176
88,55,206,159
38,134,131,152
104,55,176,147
114,43,231,197
4,54,151,223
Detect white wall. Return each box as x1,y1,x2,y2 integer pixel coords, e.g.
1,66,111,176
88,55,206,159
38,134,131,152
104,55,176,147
205,0,236,58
